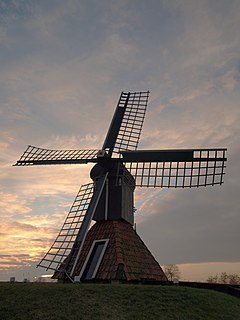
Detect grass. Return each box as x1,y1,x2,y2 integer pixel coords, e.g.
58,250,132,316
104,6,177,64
0,283,240,320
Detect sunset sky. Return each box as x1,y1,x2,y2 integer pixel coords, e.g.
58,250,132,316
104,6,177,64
0,0,240,282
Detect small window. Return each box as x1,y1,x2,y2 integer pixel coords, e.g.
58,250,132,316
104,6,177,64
80,239,109,280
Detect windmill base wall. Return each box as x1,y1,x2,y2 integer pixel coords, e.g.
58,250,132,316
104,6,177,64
53,220,167,282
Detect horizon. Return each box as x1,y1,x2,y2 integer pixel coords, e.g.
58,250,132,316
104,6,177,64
0,0,240,282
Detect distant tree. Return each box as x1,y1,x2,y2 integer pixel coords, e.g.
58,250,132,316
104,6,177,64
207,273,240,285
164,264,180,281
228,274,240,285
207,275,218,283
219,272,228,284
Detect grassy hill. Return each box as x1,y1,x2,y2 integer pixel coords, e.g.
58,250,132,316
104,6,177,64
0,283,240,320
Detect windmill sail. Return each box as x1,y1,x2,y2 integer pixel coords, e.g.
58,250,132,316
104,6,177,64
121,148,227,187
37,183,95,272
103,91,149,155
38,173,108,280
14,145,100,166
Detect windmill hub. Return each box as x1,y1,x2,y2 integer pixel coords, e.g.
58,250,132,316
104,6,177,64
90,163,108,180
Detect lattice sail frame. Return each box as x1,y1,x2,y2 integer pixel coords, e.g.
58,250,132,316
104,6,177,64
113,91,149,154
37,183,94,271
124,149,227,187
15,145,100,166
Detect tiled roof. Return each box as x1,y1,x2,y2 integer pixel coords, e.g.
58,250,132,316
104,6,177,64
70,220,167,282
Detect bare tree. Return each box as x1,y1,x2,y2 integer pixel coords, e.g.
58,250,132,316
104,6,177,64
164,264,180,281
207,273,240,285
207,275,218,283
219,272,228,284
228,274,240,285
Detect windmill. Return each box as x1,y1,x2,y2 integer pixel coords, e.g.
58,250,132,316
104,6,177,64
15,91,227,283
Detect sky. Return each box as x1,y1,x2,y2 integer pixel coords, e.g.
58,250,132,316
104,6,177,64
0,0,239,282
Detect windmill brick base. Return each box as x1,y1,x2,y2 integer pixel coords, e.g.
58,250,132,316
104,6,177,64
53,220,167,282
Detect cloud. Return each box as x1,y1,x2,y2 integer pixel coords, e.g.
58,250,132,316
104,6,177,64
0,253,36,270
137,154,240,265
169,81,214,105
0,219,61,269
0,0,240,281
219,68,238,92
0,192,31,215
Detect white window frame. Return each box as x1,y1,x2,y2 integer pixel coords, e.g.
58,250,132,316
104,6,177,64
79,239,109,279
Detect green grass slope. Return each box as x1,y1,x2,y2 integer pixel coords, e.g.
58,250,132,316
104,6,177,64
0,283,240,320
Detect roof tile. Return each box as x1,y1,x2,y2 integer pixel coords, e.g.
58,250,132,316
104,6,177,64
72,220,167,282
